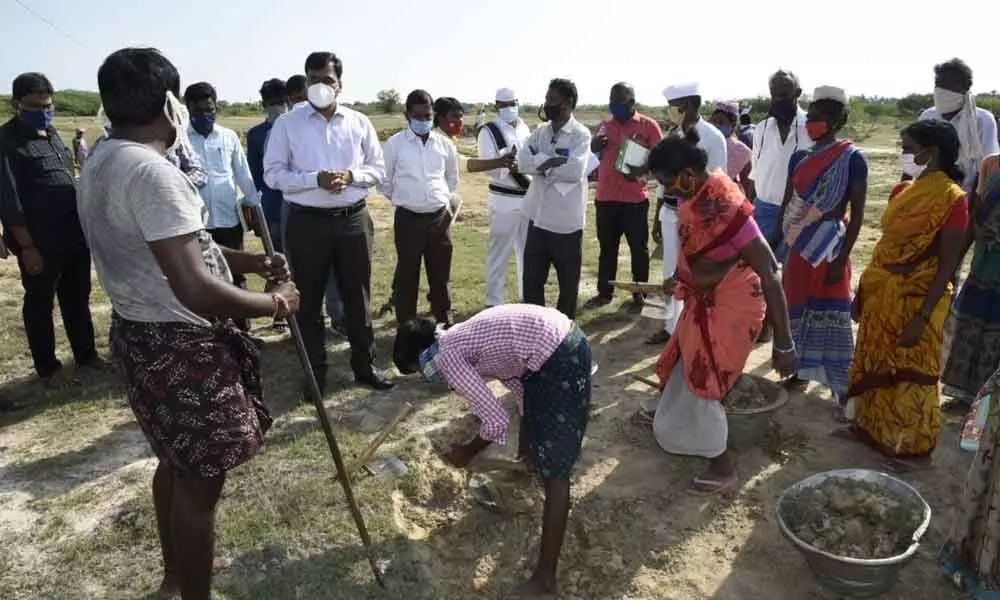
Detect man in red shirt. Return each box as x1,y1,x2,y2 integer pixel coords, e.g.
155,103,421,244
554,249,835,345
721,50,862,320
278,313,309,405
585,83,663,312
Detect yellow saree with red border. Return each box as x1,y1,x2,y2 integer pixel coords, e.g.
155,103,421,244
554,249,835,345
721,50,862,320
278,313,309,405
850,171,965,457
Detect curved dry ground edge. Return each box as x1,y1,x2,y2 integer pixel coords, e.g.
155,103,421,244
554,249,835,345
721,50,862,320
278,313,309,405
0,149,970,600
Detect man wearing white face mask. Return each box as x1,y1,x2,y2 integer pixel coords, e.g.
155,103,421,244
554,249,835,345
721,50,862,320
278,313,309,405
264,51,393,393
919,58,999,193
469,87,532,308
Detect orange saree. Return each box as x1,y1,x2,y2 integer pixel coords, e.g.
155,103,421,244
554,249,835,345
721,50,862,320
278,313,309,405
655,173,767,400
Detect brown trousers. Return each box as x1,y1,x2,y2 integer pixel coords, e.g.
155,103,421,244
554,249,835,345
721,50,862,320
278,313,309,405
393,206,452,324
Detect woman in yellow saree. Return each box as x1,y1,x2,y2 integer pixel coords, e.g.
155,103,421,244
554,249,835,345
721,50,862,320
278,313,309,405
638,130,797,494
847,120,969,467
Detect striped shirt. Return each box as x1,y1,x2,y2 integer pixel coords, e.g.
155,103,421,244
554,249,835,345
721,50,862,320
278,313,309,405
437,304,573,445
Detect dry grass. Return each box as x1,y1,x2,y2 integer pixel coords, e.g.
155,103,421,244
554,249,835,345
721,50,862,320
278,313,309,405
0,123,967,600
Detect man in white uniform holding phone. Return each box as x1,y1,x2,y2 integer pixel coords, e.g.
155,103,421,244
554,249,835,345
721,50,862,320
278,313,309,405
471,88,532,308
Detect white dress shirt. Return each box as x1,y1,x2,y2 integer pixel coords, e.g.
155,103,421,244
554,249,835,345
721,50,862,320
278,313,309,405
381,128,459,213
185,124,257,229
693,118,728,174
263,103,384,208
749,109,812,205
516,116,592,234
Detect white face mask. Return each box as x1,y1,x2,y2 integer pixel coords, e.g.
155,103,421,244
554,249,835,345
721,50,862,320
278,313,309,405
933,87,965,114
900,152,926,178
162,91,191,155
307,83,339,110
498,106,519,123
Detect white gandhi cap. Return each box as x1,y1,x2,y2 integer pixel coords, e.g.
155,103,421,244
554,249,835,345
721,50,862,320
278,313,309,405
813,85,849,105
662,82,701,102
495,87,516,102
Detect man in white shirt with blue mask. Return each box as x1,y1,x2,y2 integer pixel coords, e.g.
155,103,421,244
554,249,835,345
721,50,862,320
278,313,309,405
183,81,259,331
471,87,532,308
381,90,459,328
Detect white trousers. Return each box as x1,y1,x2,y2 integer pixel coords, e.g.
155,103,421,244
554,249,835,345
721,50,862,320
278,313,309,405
660,206,684,334
486,200,529,306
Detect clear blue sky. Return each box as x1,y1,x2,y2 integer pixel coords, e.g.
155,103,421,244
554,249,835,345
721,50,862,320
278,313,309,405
2,0,998,106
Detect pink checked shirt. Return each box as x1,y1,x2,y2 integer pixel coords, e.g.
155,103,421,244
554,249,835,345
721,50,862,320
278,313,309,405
436,304,573,445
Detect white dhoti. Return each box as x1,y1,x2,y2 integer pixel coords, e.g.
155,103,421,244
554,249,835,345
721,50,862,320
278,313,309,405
660,205,684,334
647,360,728,458
485,193,529,307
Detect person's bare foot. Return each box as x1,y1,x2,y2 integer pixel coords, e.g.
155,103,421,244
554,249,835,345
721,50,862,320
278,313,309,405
508,576,557,599
154,574,180,599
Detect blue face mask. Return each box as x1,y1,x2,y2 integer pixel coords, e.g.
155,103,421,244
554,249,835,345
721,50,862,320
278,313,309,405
20,108,54,131
190,114,215,135
409,118,433,136
498,106,519,123
715,123,733,137
609,102,632,122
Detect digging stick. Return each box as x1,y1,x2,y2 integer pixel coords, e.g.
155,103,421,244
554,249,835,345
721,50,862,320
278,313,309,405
251,206,385,588
343,402,413,481
630,374,663,390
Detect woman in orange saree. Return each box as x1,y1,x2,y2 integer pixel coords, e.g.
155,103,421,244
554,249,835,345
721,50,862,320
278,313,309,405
847,120,969,468
639,130,797,494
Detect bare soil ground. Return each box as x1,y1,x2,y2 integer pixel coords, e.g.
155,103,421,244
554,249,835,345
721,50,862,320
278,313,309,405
0,140,968,599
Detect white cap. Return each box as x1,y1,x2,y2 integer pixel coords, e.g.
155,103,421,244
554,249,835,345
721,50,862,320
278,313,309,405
813,85,848,105
495,87,516,102
662,82,700,102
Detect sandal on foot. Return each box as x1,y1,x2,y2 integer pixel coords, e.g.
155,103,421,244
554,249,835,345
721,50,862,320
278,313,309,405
829,426,859,442
832,406,852,424
645,330,671,345
630,409,655,427
691,473,739,496
781,377,808,393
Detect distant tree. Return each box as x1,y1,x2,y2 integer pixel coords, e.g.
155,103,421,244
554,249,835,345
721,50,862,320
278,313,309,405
375,89,401,114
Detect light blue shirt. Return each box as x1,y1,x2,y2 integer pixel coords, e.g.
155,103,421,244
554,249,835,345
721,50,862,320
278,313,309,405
186,123,258,229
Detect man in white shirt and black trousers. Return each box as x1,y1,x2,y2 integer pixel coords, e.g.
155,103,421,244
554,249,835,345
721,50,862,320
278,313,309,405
381,90,459,327
517,78,592,319
264,51,393,392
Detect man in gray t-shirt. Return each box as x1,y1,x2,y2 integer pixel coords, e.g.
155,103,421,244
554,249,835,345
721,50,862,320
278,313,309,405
77,139,230,326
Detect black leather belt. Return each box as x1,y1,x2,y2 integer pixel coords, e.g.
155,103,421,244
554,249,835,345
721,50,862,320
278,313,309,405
289,199,366,217
489,183,527,197
396,206,448,218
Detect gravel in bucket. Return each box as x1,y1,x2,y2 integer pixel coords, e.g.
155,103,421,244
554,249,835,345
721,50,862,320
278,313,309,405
724,375,786,412
781,477,925,560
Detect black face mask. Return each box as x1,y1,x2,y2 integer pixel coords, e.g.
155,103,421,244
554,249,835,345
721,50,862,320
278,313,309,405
542,104,564,122
769,97,798,121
